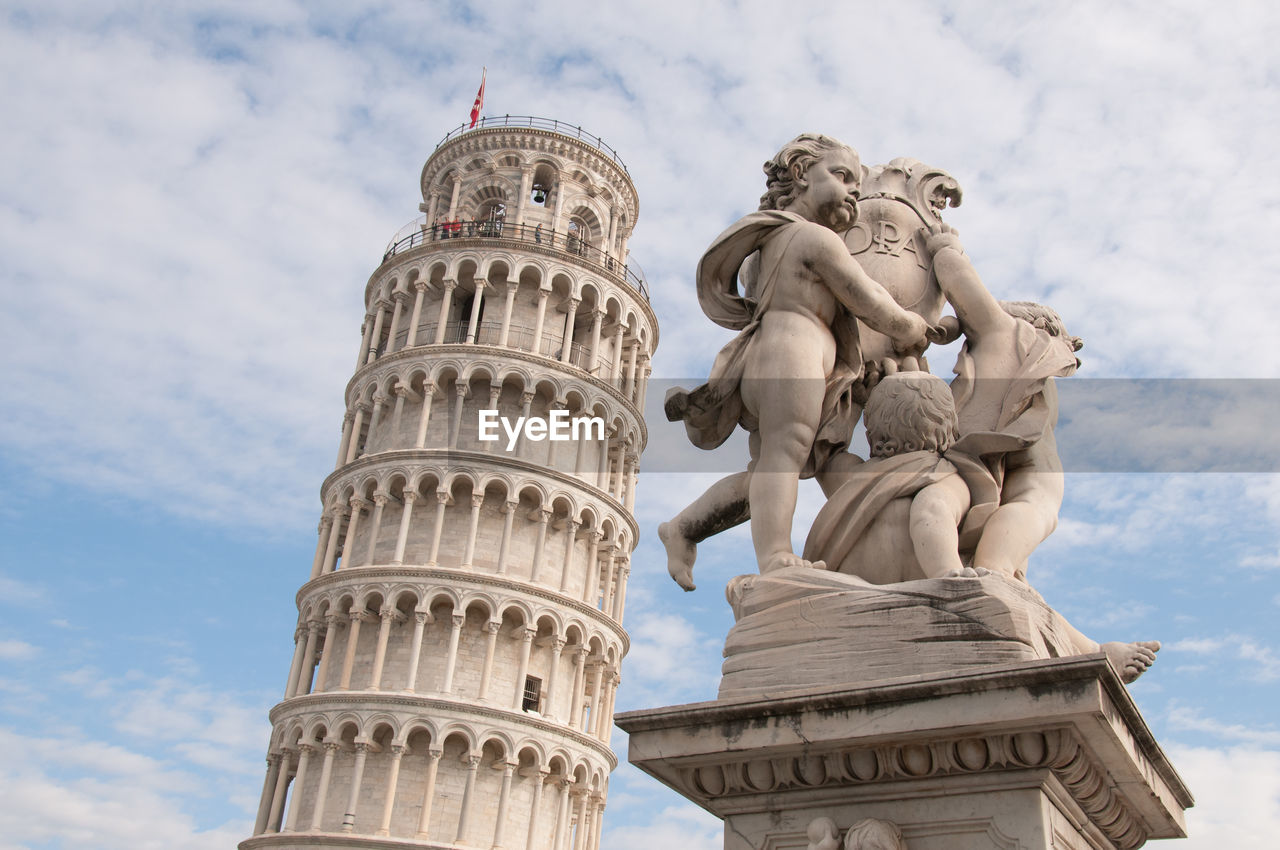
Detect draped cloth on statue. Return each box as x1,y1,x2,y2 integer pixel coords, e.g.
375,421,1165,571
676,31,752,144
673,210,865,477
804,320,1079,575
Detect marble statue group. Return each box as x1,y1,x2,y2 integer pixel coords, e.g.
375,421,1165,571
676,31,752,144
661,134,1158,688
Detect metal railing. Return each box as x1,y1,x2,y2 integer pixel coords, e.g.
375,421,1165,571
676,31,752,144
381,219,649,301
434,115,629,174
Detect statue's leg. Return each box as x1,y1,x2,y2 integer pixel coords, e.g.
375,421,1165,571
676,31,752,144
658,472,751,591
973,443,1064,579
744,382,823,573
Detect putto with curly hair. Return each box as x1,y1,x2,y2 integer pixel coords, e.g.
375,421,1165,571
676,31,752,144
1000,300,1084,354
864,372,959,458
759,133,861,212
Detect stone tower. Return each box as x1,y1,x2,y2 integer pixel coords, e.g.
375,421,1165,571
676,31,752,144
242,116,656,850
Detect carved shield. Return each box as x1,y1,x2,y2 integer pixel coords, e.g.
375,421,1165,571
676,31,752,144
842,158,962,363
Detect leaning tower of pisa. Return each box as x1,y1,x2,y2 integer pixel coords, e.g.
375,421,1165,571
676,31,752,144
241,116,656,850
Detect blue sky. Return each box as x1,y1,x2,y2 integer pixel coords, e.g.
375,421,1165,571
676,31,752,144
1,1,1278,847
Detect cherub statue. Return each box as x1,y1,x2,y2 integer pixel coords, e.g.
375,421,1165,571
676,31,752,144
663,134,939,580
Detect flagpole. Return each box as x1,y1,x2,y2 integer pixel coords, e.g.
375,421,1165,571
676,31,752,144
469,67,487,130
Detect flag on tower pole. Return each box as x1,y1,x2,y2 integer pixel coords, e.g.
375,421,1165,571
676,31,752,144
469,67,486,129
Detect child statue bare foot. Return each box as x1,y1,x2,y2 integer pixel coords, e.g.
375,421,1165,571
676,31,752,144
1103,640,1160,683
761,551,828,573
658,520,698,591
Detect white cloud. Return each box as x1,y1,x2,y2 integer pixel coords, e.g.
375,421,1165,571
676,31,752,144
1167,745,1280,849
603,803,721,850
1168,635,1280,683
0,641,37,660
1168,706,1280,747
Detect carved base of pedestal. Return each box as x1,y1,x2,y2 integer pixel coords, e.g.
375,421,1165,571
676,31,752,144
719,569,1086,701
617,658,1191,850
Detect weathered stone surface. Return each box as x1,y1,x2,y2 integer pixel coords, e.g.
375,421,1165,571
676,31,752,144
619,657,1192,850
720,568,1081,701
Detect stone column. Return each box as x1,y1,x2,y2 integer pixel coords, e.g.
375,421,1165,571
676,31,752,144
414,384,436,449
589,796,606,850
366,300,388,364
376,744,405,836
368,605,397,690
283,624,307,698
587,309,603,373
462,492,484,567
550,176,565,234
254,752,282,835
525,768,550,849
612,446,627,501
293,621,321,697
498,280,518,347
405,280,428,348
433,280,456,344
428,490,449,566
466,281,488,344
492,761,516,849
546,402,563,466
455,753,482,843
390,386,409,439
266,750,292,832
582,532,602,605
530,290,549,354
447,174,461,218
515,392,535,453
477,620,501,701
624,456,639,512
585,662,606,734
482,384,501,453
544,637,566,720
338,609,365,690
404,610,430,692
392,491,417,565
496,500,517,575
596,429,611,490
512,626,536,710
515,166,532,226
609,326,624,381
355,315,374,370
425,189,441,228
366,394,386,454
600,551,618,616
441,613,465,693
551,777,571,850
637,360,652,410
339,741,369,832
559,297,580,364
624,342,639,398
568,647,588,727
613,562,631,624
558,519,579,593
529,508,551,583
339,497,367,570
308,740,340,830
415,747,443,837
571,787,590,850
344,403,367,463
385,294,405,354
283,743,313,832
312,613,341,692
364,493,388,566
449,384,467,449
320,505,347,574
595,669,615,739
334,413,355,470
310,516,332,579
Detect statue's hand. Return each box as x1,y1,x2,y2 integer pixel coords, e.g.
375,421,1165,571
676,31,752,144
925,222,963,256
927,316,961,345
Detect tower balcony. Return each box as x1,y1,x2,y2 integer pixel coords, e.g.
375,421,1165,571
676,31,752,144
434,115,631,174
380,218,649,302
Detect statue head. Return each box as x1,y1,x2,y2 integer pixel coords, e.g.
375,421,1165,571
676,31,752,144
1001,300,1084,355
865,372,959,458
843,818,907,850
760,133,861,216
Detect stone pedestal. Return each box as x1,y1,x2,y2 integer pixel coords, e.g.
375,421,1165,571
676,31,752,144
616,657,1191,849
